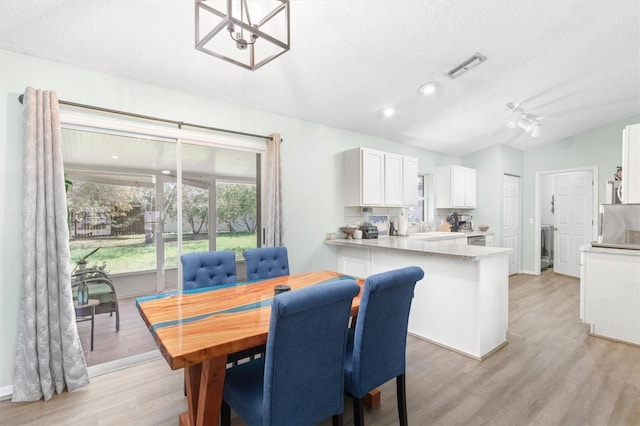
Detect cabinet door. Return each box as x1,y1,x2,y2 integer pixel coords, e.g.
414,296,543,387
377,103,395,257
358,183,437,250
384,153,403,206
451,165,466,207
464,167,477,207
361,150,385,205
622,124,640,203
402,156,419,206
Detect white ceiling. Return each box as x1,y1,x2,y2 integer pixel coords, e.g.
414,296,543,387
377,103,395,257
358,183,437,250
1,0,639,156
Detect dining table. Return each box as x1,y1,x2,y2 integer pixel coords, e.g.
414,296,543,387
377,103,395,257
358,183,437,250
136,270,364,426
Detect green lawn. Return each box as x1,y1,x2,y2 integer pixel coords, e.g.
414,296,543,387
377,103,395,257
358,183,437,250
70,232,257,274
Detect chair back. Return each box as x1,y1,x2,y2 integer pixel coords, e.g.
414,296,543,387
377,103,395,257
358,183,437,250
348,266,424,397
181,251,237,290
243,246,289,280
263,279,360,425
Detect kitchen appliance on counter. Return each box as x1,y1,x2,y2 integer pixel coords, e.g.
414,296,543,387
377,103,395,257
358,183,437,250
592,203,640,250
605,180,623,204
446,212,473,232
358,224,379,239
467,235,486,246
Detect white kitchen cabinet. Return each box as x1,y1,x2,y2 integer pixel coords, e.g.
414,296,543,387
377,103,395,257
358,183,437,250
384,153,403,206
344,148,385,206
336,246,371,278
402,156,419,206
621,123,640,203
580,246,640,345
344,148,419,207
436,165,476,209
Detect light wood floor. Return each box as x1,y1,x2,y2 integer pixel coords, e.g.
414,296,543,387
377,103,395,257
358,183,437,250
76,296,158,367
2,271,639,425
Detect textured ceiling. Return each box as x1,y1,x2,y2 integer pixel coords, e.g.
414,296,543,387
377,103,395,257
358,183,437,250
1,0,639,155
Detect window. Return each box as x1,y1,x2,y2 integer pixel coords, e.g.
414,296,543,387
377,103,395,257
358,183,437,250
405,173,435,226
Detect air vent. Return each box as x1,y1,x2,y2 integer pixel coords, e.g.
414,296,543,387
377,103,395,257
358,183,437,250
447,53,487,79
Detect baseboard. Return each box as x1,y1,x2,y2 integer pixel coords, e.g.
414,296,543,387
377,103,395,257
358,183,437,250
0,350,162,402
519,269,538,276
0,385,13,401
87,350,161,378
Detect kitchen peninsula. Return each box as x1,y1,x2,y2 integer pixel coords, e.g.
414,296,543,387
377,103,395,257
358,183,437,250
325,236,512,360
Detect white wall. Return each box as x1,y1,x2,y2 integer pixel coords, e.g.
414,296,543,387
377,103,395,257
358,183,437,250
0,49,458,392
462,144,524,248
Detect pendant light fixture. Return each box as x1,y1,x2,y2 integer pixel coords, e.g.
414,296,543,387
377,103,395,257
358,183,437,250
195,0,290,71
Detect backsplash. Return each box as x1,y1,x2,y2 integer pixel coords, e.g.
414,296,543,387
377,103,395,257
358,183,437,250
342,206,467,235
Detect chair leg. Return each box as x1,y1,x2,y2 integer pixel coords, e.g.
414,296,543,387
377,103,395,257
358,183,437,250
221,400,231,426
396,374,408,426
332,413,343,426
353,395,364,426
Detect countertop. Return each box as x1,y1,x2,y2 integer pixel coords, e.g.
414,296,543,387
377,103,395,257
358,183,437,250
325,235,511,262
580,243,640,257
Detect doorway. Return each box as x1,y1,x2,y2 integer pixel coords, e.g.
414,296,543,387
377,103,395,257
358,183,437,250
535,167,598,277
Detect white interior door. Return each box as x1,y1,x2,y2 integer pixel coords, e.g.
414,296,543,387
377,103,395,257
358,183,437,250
503,175,520,275
553,171,593,277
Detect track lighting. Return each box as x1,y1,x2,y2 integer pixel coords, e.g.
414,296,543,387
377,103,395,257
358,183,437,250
505,103,542,137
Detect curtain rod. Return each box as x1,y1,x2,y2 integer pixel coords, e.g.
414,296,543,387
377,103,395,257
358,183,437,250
18,94,275,142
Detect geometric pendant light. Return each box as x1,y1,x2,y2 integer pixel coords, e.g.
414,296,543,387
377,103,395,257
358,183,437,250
195,0,290,71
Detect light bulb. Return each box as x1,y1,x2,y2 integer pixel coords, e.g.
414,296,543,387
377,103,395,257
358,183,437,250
531,123,542,137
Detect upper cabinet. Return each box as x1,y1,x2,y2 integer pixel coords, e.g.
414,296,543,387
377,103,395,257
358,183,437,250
344,148,418,207
621,123,640,204
436,165,476,209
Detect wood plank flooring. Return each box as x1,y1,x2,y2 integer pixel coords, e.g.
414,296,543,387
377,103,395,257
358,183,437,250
77,296,158,367
2,271,639,425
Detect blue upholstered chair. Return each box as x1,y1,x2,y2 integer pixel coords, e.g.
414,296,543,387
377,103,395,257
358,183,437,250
243,246,290,280
221,279,361,426
181,250,237,290
180,250,261,395
344,266,424,426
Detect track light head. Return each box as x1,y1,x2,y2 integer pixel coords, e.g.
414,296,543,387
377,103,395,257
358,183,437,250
505,103,543,138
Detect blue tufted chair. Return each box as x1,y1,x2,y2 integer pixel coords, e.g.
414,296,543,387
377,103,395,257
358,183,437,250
180,250,262,395
181,250,237,290
243,246,290,280
221,279,361,426
344,266,424,426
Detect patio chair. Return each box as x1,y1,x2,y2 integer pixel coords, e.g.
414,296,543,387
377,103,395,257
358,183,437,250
72,268,120,331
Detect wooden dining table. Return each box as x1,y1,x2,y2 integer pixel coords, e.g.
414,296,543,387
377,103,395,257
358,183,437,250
136,270,364,426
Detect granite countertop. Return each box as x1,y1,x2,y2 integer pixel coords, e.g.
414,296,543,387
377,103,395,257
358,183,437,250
580,243,640,257
325,235,511,261
408,230,494,240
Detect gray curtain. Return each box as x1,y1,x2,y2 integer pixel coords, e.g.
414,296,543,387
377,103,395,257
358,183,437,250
265,133,284,246
12,87,89,402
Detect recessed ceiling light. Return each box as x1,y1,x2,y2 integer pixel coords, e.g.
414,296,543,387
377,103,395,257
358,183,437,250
419,81,439,95
383,107,395,118
161,170,172,175
111,154,119,159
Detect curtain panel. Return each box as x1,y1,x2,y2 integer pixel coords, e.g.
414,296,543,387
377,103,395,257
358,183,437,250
12,87,89,402
264,133,284,246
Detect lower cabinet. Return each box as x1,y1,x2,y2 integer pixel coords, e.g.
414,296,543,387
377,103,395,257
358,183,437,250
337,246,371,278
580,247,640,345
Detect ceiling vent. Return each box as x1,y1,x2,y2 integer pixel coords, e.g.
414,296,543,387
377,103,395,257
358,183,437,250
447,53,487,79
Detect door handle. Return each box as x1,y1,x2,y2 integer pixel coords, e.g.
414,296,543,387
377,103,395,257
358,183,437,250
554,227,558,231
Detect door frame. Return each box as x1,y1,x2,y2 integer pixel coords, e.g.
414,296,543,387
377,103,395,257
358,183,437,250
534,166,598,275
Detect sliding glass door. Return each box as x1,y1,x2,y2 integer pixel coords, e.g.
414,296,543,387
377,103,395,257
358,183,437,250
61,125,263,366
